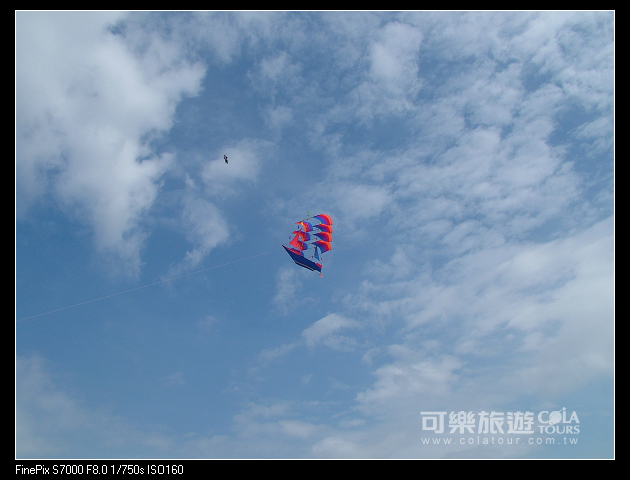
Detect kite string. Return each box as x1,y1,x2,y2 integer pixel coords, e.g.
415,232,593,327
16,252,267,323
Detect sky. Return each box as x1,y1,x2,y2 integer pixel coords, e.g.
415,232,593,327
16,11,614,459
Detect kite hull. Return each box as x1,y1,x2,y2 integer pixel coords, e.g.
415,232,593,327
283,245,322,273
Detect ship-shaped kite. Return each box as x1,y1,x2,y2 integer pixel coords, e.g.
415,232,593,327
283,214,332,276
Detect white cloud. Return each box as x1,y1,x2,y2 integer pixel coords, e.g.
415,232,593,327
192,12,248,64
366,247,415,281
302,313,362,350
343,217,613,424
278,420,319,439
162,372,186,387
369,22,423,93
177,196,230,271
358,352,463,409
171,139,271,273
311,436,362,458
351,22,423,119
575,116,614,157
512,220,614,395
16,355,174,458
17,355,88,457
257,313,363,365
16,12,205,276
264,105,293,132
273,267,302,315
257,342,299,364
256,313,363,368
332,182,392,224
259,52,293,81
201,140,268,197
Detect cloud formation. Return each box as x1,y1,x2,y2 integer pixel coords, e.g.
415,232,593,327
16,12,205,275
16,12,613,459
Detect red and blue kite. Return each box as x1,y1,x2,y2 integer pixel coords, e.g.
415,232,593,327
283,214,333,276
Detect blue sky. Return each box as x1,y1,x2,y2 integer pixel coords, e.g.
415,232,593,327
16,11,613,459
